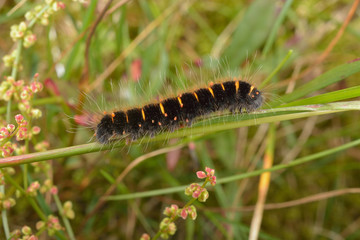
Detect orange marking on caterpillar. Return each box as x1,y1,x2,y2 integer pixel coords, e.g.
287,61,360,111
125,112,129,123
193,92,199,102
249,86,255,95
111,112,115,123
235,81,239,93
141,109,146,121
221,83,225,91
177,96,184,107
158,122,162,126
159,103,167,117
138,124,142,127
208,87,215,98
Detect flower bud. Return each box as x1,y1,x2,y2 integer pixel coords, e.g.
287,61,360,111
21,225,32,235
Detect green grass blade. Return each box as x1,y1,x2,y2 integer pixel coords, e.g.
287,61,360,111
221,0,276,68
281,86,360,107
271,59,360,107
1,101,359,167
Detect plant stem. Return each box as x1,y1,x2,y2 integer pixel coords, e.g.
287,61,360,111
260,49,293,88
53,194,76,240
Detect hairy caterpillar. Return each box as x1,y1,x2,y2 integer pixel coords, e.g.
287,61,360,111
95,79,263,144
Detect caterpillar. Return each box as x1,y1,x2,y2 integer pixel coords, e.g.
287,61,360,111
95,79,263,144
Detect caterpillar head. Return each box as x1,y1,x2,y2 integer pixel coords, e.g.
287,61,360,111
247,86,263,111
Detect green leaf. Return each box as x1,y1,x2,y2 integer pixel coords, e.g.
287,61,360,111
222,0,276,68
271,59,360,107
282,86,360,107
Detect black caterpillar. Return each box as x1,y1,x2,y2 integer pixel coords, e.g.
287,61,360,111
96,79,263,144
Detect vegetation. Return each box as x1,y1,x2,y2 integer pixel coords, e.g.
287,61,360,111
0,0,360,239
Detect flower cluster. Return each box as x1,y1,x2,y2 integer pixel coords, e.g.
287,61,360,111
179,205,197,220
25,1,66,26
185,183,209,202
9,22,36,48
0,74,43,158
7,1,65,49
144,167,216,239
196,167,216,186
63,201,75,219
3,0,66,68
0,123,16,157
26,181,40,197
0,113,34,157
10,225,38,240
0,192,16,211
15,114,28,141
39,179,57,194
159,218,177,239
36,215,63,236
0,74,43,118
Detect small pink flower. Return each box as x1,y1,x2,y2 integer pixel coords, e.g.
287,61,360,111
199,167,217,186
15,114,24,124
20,86,32,100
57,2,66,9
27,181,40,196
187,205,197,220
196,171,206,179
0,127,10,137
35,141,50,152
192,189,203,199
47,215,62,231
20,120,28,127
16,126,28,141
32,126,41,135
24,33,37,48
13,80,24,87
30,81,43,93
10,229,21,238
164,204,178,218
1,142,15,157
185,183,201,196
21,225,32,235
180,208,188,219
28,235,38,240
140,233,150,240
205,167,215,176
4,90,14,101
7,124,15,132
1,148,12,157
50,186,58,195
2,199,15,209
29,181,40,190
198,189,209,202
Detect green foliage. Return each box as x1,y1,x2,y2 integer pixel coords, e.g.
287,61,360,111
1,0,360,239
